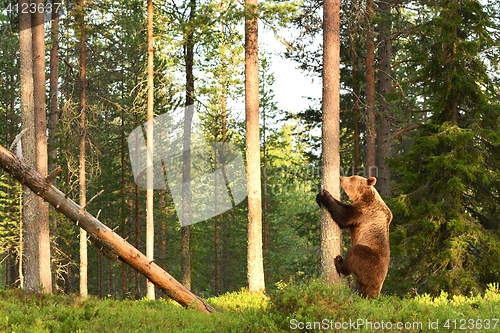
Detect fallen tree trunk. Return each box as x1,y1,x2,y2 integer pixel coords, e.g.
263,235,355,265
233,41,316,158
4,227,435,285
0,144,213,314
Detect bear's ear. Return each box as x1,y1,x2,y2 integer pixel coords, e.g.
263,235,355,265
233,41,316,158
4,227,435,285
367,177,377,187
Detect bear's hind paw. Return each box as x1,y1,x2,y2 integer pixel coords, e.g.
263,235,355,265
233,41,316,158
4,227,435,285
334,255,344,276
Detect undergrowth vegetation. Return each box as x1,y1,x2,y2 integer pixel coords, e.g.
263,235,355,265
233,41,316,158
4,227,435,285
1,281,499,332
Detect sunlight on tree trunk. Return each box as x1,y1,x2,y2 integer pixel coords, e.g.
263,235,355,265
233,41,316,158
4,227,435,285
33,0,52,293
78,0,88,298
19,0,36,292
146,0,155,300
365,0,376,177
19,0,52,293
320,0,342,284
181,0,196,290
245,0,265,293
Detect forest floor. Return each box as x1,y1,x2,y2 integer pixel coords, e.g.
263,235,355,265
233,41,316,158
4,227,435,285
1,280,499,332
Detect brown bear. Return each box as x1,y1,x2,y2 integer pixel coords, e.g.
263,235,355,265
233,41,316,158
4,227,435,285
316,176,392,298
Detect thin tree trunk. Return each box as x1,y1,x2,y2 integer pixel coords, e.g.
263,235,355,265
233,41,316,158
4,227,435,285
350,41,360,175
134,178,141,297
48,0,60,292
133,111,141,298
160,190,167,271
245,0,265,293
97,250,102,297
220,76,229,294
181,0,196,290
120,110,127,299
214,138,220,295
77,0,88,298
20,0,39,292
48,0,60,204
320,0,342,284
32,0,52,293
375,0,392,197
365,0,376,177
262,82,269,282
0,145,213,313
5,83,19,287
214,5,229,295
146,0,155,300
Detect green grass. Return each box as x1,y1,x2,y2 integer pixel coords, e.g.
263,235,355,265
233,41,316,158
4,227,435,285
0,281,499,332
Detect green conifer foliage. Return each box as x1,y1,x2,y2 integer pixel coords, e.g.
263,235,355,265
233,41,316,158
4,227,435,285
389,0,500,295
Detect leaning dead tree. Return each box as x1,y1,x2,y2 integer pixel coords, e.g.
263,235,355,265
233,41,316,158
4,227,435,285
0,144,213,314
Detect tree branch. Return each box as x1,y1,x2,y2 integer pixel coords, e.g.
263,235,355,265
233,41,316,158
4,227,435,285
393,125,420,137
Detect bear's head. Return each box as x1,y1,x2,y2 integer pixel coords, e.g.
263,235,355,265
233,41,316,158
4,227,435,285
340,175,377,202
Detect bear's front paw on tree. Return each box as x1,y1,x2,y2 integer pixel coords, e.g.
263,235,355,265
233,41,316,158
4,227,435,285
316,189,331,207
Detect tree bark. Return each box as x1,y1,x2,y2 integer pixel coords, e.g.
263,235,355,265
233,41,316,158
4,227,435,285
120,110,127,299
20,0,52,293
375,0,393,197
48,2,60,192
32,0,52,294
146,0,155,300
48,2,60,290
365,0,376,178
321,0,342,284
19,0,36,292
181,0,196,290
245,0,265,293
77,0,88,298
0,144,213,313
350,43,360,175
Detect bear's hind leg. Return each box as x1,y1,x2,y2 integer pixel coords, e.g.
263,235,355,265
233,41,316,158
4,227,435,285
343,244,384,298
356,281,380,299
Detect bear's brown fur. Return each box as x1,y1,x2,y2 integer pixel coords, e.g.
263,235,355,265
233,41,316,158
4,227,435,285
316,176,392,298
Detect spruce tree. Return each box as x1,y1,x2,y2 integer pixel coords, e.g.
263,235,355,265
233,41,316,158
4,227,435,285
390,0,500,295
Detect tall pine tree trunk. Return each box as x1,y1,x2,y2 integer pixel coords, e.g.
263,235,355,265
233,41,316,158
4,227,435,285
77,0,88,298
348,6,360,175
32,1,52,293
48,0,60,291
245,0,265,293
320,0,342,284
181,0,196,289
48,2,60,201
146,0,155,300
120,114,130,299
365,0,376,177
214,2,229,295
375,0,392,197
33,0,52,293
19,0,35,291
134,114,142,298
20,0,52,293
